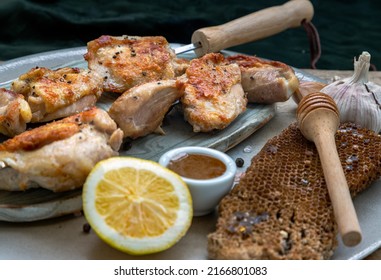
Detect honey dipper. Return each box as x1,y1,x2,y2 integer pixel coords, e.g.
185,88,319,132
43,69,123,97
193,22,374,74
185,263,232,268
297,92,362,247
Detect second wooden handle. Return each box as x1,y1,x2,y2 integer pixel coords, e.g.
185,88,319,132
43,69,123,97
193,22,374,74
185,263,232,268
313,123,362,247
191,0,314,56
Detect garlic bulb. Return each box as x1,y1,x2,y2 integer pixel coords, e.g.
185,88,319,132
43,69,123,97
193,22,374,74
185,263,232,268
320,51,381,133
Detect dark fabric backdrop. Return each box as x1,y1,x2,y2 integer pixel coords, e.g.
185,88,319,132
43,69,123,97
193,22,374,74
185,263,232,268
0,0,380,70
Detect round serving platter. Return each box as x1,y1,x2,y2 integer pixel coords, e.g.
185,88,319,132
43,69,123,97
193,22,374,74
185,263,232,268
1,45,381,260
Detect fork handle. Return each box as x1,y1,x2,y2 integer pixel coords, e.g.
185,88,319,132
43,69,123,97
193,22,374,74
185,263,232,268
191,0,314,56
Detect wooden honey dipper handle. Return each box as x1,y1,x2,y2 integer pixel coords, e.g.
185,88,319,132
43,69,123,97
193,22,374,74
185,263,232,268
297,93,362,247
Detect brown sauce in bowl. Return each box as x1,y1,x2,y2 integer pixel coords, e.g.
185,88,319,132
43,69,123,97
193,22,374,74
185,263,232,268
167,153,226,180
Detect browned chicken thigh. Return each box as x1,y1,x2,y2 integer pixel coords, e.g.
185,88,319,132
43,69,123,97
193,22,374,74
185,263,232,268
0,107,123,192
226,55,299,104
0,88,32,136
84,35,188,93
11,67,103,122
178,53,247,132
109,80,183,139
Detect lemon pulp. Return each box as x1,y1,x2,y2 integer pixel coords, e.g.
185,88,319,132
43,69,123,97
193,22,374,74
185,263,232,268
96,167,179,238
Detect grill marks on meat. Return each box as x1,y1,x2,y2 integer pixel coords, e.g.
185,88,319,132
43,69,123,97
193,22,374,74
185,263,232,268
0,88,32,136
84,35,188,93
11,67,103,123
227,55,299,104
179,53,247,132
109,80,183,139
0,107,123,192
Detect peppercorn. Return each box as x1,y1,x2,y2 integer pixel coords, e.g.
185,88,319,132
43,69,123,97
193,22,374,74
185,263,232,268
83,223,91,234
122,139,133,151
235,158,244,167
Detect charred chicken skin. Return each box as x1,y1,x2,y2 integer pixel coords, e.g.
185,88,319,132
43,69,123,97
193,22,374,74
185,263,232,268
0,88,32,136
11,67,103,123
0,107,123,192
226,55,299,104
178,53,247,132
84,35,188,93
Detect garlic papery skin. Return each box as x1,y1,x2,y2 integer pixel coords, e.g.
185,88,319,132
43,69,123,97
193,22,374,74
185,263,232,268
320,51,381,133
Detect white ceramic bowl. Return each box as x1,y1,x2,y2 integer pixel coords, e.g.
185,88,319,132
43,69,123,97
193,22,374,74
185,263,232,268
159,146,237,216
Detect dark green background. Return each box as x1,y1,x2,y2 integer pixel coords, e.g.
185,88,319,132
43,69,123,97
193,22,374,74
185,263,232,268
0,0,380,70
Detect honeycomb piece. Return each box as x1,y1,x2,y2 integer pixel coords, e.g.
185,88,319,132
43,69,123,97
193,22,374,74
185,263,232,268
208,123,381,260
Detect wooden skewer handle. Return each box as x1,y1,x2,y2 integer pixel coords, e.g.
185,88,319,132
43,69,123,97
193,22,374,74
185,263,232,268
313,124,362,247
191,0,314,56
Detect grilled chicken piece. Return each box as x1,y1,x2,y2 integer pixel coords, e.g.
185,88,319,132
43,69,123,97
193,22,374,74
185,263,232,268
0,107,123,192
109,80,182,139
226,55,299,104
84,35,189,93
0,88,32,136
179,53,247,132
11,67,103,122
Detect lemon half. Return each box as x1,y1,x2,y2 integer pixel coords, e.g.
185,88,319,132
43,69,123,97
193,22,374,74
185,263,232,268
83,157,193,255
